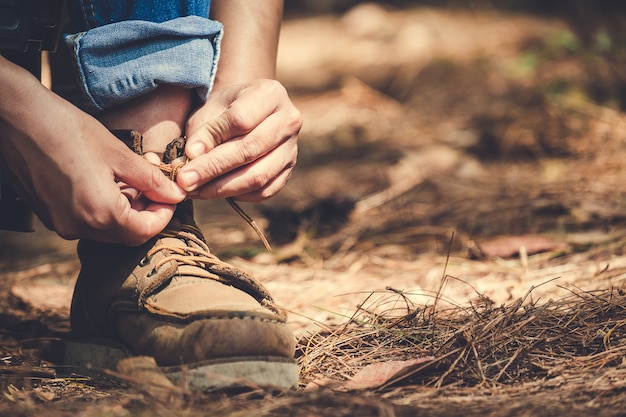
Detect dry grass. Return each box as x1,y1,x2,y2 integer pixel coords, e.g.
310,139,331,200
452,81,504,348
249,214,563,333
298,280,626,391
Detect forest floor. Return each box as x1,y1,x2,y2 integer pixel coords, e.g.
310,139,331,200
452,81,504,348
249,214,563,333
2,4,626,416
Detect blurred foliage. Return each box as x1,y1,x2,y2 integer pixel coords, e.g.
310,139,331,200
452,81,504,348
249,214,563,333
285,0,626,108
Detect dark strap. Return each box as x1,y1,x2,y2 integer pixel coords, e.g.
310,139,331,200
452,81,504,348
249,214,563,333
0,0,67,52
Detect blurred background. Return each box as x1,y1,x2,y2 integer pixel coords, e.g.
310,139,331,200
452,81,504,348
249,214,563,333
3,0,626,312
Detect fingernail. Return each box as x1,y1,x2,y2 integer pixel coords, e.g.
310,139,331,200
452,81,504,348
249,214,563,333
179,169,200,190
187,142,205,159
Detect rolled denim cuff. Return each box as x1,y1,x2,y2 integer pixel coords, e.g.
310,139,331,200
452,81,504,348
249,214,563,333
64,15,222,113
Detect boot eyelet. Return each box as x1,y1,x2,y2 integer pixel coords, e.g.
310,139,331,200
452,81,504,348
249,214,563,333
139,256,150,267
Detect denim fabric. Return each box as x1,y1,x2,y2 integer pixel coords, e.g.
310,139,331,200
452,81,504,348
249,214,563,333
68,0,211,31
64,1,221,112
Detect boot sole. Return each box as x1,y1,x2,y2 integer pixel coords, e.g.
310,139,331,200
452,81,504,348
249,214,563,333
64,337,299,390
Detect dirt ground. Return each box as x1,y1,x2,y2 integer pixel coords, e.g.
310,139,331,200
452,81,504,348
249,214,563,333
3,3,626,416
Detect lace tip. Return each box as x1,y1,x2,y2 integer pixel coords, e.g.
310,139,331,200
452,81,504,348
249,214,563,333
259,232,272,252
227,197,272,252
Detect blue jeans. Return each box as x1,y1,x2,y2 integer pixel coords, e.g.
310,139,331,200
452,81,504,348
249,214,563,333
64,0,222,112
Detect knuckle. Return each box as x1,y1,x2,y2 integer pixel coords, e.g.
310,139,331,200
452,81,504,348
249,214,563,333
263,78,284,94
257,187,274,202
84,209,117,231
75,196,120,232
204,118,227,144
283,165,295,181
207,180,223,199
255,79,288,103
226,105,254,134
201,156,223,179
269,80,283,95
287,107,303,133
237,136,264,163
248,170,270,190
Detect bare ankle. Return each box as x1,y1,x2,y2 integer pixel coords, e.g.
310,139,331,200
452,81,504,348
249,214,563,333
99,85,193,152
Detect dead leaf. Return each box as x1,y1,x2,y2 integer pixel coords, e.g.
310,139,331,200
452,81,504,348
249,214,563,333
344,357,435,390
11,279,72,313
4,384,22,402
476,235,569,259
33,387,56,402
304,377,344,391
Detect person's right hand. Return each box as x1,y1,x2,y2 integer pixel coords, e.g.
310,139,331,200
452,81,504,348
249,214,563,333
0,57,186,246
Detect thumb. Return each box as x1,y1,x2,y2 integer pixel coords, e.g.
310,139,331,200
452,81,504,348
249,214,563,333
115,152,187,204
112,201,177,246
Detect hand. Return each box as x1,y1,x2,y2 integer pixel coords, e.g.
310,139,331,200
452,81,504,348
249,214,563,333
177,79,301,202
0,58,186,245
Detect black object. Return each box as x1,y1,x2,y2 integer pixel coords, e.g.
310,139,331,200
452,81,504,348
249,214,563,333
0,0,67,52
0,0,67,231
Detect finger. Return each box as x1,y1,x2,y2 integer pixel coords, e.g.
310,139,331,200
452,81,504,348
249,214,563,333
188,140,297,200
64,199,174,246
109,199,176,246
178,110,299,192
67,177,175,244
185,83,283,159
119,182,141,202
114,150,187,204
143,152,161,165
225,167,295,203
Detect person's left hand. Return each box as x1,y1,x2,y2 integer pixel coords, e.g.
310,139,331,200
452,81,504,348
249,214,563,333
177,79,301,202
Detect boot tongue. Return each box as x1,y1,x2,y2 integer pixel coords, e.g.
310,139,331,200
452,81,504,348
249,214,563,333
162,200,203,239
170,200,194,227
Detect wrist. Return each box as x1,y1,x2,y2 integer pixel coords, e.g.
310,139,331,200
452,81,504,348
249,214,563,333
210,0,282,88
213,69,275,92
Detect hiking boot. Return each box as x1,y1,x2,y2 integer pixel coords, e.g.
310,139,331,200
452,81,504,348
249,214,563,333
64,134,298,390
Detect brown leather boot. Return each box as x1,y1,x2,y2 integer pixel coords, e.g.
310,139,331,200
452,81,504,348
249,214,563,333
65,135,298,390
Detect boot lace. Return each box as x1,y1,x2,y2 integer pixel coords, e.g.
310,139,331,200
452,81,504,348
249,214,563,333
143,224,284,318
143,134,271,252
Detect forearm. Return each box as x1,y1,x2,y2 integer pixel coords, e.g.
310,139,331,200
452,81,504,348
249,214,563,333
210,0,283,86
0,56,74,172
0,56,46,129
0,55,93,162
